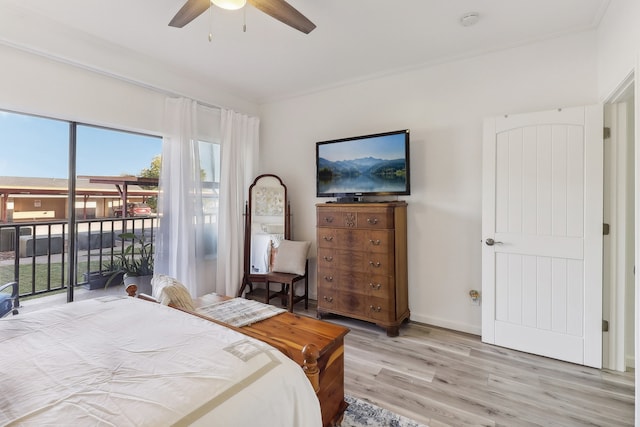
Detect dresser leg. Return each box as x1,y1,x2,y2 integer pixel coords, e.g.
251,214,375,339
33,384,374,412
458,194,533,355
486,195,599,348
385,325,400,337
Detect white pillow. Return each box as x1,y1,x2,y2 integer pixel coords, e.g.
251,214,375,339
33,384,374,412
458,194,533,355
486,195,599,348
272,240,310,276
160,282,195,312
151,274,176,300
151,274,195,311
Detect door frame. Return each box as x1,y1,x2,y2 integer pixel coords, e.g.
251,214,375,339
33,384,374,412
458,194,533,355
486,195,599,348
603,73,635,372
630,57,640,427
607,59,640,426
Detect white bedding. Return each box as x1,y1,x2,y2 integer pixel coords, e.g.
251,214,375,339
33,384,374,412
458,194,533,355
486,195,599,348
0,296,321,427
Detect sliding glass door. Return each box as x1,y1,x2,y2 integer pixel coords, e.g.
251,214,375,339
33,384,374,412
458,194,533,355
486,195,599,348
74,124,161,300
0,109,161,306
0,111,70,300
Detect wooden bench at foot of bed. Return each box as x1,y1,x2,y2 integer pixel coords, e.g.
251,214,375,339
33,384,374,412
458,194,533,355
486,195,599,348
128,286,350,427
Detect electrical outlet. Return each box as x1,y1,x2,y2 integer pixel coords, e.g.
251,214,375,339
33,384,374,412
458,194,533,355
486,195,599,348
469,289,480,306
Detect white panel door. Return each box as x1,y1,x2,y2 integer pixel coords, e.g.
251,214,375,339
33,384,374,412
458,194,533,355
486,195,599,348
482,105,603,368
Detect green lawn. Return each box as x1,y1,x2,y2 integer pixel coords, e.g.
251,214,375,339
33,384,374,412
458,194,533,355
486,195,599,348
0,260,103,297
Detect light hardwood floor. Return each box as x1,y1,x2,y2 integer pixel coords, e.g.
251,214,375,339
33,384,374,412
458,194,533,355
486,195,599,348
295,303,635,427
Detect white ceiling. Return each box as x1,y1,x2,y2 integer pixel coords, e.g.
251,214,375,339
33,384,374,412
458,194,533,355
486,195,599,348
0,0,610,104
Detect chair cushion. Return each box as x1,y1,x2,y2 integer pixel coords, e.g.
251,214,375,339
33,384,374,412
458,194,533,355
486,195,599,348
272,240,310,276
0,295,12,318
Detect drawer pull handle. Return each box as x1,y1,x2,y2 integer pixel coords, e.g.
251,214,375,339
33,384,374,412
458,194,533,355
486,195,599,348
369,261,381,268
369,239,381,245
323,255,333,261
323,236,334,241
369,305,382,312
324,276,333,282
367,217,379,224
324,217,334,223
324,296,334,303
369,283,382,290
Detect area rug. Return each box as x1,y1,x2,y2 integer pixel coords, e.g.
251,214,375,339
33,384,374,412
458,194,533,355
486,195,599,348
342,395,427,427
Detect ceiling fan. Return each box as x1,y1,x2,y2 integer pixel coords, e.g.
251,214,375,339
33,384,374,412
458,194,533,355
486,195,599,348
169,0,316,34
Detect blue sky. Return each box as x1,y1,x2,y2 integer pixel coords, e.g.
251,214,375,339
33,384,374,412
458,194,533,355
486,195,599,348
0,111,161,179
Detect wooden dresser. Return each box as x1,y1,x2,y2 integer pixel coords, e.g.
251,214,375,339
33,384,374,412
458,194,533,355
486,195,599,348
316,202,409,336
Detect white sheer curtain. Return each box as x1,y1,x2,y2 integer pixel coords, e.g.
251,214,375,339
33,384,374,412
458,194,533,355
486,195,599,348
157,100,258,298
155,98,210,297
216,108,260,296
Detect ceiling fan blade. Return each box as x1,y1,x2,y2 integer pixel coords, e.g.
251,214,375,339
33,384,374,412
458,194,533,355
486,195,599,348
169,0,210,28
248,0,316,34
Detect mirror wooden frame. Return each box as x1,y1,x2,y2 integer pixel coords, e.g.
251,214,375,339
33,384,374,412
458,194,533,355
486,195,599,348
237,174,291,298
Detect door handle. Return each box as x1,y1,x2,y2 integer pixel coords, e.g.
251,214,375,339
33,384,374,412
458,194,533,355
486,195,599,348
485,238,503,246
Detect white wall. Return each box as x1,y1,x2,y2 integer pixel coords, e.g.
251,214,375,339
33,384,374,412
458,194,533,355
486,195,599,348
0,44,257,135
597,1,640,99
259,32,599,334
0,44,162,134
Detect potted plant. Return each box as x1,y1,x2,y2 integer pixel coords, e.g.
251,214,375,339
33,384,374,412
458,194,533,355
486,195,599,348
83,260,125,290
106,232,154,294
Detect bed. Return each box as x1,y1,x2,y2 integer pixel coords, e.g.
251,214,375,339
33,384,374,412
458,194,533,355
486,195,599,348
129,284,350,427
0,295,322,427
190,293,350,427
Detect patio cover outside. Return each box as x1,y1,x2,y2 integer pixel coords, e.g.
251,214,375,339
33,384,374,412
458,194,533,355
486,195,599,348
0,175,158,222
87,176,158,218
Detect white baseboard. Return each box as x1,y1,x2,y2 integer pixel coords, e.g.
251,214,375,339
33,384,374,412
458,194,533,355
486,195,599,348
410,312,481,336
626,354,635,369
307,298,482,336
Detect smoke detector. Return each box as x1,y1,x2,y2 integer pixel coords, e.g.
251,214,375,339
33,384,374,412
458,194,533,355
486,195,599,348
460,12,480,27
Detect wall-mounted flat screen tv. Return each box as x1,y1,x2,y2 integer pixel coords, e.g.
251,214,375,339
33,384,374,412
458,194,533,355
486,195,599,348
316,129,410,199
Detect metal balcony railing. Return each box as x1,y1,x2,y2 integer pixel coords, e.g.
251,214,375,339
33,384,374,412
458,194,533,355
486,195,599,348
0,217,157,300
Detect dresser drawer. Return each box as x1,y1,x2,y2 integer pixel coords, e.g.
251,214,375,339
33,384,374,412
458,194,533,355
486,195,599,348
317,268,338,289
317,207,393,229
362,253,393,274
317,248,337,267
337,272,393,298
340,250,392,275
338,293,393,322
319,229,393,253
363,251,394,274
363,230,394,254
356,209,394,229
317,284,338,310
318,269,393,298
318,248,394,274
363,296,395,322
317,229,339,249
317,209,343,228
317,229,367,251
335,250,368,271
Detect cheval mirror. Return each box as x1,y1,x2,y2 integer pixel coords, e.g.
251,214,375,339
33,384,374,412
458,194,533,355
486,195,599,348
237,174,291,299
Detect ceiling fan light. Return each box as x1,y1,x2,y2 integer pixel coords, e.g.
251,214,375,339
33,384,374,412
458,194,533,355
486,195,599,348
211,0,247,10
